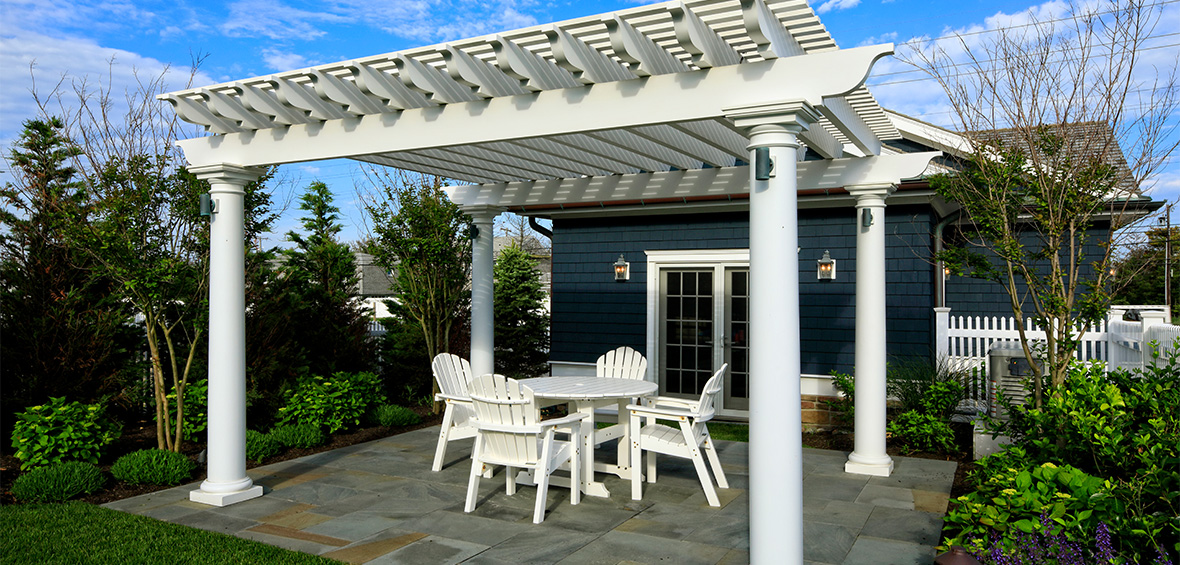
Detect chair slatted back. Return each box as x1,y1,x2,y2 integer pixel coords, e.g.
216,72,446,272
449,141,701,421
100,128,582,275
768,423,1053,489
596,346,648,380
432,353,475,422
695,363,728,424
469,374,541,464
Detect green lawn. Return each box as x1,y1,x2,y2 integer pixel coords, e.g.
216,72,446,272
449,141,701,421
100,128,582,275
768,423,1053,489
0,502,339,565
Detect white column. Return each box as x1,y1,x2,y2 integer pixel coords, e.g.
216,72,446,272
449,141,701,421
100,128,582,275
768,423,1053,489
726,101,820,565
845,184,895,477
189,164,265,507
935,307,951,361
465,206,502,378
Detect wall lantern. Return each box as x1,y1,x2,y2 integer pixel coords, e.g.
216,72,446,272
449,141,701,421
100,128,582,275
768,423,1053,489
817,250,836,280
614,254,630,282
943,266,951,280
754,147,775,181
200,193,216,216
861,208,873,228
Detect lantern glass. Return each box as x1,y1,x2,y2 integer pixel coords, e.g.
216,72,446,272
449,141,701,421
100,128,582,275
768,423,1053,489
613,255,629,282
817,250,836,280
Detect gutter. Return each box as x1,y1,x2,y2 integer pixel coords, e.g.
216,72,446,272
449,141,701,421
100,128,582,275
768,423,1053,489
933,210,962,308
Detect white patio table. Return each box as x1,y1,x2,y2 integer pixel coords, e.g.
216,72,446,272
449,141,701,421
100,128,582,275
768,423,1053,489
522,376,658,497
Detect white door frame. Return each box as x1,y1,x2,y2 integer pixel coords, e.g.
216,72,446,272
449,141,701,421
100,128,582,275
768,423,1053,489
645,249,749,418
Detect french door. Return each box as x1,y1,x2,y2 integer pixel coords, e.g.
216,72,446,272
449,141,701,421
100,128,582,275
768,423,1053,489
654,258,749,413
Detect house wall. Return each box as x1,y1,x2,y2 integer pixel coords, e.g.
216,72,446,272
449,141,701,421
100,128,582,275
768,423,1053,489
549,205,938,376
943,226,1110,318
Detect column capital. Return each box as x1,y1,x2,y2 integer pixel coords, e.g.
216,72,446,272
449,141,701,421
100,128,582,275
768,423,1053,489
723,100,822,132
461,205,505,223
189,163,265,186
846,183,895,206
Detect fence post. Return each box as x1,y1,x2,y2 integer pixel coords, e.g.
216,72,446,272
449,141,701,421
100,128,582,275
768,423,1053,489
934,307,950,361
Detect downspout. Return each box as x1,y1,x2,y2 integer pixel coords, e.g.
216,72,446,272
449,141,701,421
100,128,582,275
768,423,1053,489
933,211,961,308
528,216,552,239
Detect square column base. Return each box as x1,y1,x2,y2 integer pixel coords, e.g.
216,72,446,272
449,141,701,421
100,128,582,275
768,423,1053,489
845,459,894,477
190,485,264,507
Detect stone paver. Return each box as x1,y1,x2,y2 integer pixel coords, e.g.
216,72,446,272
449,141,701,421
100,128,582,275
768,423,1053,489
104,424,956,564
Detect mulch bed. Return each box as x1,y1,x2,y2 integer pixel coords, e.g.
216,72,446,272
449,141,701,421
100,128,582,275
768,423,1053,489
2,411,974,506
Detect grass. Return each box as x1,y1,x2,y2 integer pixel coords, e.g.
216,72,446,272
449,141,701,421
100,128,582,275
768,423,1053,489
0,502,339,565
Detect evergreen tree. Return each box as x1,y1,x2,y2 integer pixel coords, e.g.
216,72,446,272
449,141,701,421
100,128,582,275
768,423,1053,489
0,118,135,430
1112,226,1180,307
493,245,550,380
282,181,374,377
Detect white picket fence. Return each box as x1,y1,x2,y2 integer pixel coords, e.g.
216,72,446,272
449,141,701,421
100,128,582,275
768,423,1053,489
935,306,1178,402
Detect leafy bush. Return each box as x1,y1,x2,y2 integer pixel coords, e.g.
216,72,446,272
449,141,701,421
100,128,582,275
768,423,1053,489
277,371,387,434
945,347,1180,562
375,314,433,406
886,356,970,413
944,459,1114,554
165,379,208,443
887,411,957,454
373,405,421,428
10,397,122,471
245,430,282,463
921,380,965,418
110,449,195,485
268,423,326,449
11,461,106,502
826,371,855,427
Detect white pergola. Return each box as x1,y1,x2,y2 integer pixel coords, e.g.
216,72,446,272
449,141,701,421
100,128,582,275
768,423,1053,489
163,1,936,562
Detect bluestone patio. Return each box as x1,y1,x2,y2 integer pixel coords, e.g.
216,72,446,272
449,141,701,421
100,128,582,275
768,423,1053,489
105,425,956,565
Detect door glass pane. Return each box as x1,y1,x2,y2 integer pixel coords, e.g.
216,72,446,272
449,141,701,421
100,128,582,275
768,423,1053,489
661,269,714,396
725,269,750,409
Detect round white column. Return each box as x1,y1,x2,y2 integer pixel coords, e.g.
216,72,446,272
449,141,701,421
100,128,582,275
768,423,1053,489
465,206,501,378
727,101,820,565
189,164,265,507
844,184,895,477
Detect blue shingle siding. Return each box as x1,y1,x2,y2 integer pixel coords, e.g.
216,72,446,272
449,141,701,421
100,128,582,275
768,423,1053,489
550,205,939,376
943,226,1109,318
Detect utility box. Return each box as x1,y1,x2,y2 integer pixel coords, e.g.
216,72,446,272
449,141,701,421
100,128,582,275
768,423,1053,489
987,342,1033,420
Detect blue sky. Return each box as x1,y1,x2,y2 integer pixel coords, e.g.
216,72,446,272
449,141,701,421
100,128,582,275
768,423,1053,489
1,0,1177,246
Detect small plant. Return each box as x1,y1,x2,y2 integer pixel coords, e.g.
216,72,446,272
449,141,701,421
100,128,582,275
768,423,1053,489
373,404,421,428
165,379,208,443
277,371,388,433
886,356,970,413
10,397,122,471
826,371,855,427
111,449,196,485
11,461,106,503
888,411,957,454
268,423,326,449
245,430,282,463
921,380,965,418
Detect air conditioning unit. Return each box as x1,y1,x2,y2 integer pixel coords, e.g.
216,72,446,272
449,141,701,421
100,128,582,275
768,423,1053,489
987,343,1035,419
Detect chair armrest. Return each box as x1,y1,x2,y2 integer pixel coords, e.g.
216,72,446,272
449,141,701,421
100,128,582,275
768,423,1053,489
627,404,695,419
436,393,471,403
540,413,589,429
644,396,699,411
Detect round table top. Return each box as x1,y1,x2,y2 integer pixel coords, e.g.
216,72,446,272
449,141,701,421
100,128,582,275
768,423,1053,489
524,376,658,400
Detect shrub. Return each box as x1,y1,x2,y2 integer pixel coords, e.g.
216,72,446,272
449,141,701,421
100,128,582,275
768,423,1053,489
886,356,970,413
268,423,326,449
11,461,106,503
943,460,1115,555
110,449,196,485
245,430,282,463
887,411,957,454
920,380,965,418
10,397,122,471
373,405,421,428
277,371,387,434
826,371,855,427
165,379,208,443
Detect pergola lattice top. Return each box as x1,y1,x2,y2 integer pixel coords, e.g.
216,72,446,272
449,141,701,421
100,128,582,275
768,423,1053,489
161,0,900,185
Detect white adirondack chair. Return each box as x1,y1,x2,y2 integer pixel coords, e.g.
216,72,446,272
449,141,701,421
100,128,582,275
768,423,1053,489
431,353,479,472
593,346,649,445
464,374,587,524
628,363,730,507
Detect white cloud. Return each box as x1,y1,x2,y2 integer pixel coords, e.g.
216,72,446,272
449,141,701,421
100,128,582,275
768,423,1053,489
857,31,898,47
814,0,860,15
220,0,347,40
261,48,308,71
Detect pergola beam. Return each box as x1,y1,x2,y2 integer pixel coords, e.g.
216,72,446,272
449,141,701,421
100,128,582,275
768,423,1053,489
177,45,893,170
